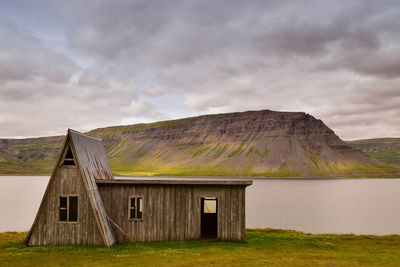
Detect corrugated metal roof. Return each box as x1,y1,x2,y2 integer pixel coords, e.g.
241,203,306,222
96,178,252,186
69,129,116,247
69,129,114,181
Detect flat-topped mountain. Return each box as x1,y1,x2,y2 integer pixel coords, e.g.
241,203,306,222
0,110,396,177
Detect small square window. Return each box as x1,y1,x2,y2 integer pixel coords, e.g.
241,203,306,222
59,195,78,222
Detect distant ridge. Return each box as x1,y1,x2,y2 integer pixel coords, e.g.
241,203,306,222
0,110,398,177
348,138,400,167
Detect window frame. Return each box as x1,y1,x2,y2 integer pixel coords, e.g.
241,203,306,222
58,194,79,223
128,196,144,221
60,145,77,168
202,197,217,214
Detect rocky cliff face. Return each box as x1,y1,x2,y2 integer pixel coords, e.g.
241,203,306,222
0,110,390,176
88,110,383,176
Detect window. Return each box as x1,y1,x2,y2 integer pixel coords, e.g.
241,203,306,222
129,197,143,219
59,196,67,221
203,197,217,214
59,196,78,222
63,146,75,166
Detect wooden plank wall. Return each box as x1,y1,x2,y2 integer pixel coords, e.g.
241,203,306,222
98,184,246,242
27,166,104,246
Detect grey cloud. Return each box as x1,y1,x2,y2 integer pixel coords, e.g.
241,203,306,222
0,79,166,137
337,52,400,79
78,68,111,88
49,0,400,90
0,20,77,84
1,0,400,139
143,84,166,97
0,17,166,138
56,1,389,62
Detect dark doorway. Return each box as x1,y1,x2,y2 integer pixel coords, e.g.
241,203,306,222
201,197,218,239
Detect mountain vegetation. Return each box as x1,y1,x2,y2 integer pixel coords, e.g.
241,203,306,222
348,138,400,167
0,110,398,177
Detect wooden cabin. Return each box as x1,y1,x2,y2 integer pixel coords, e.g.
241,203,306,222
24,129,252,247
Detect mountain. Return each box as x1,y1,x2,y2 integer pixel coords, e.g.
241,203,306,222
347,138,400,167
0,136,63,175
0,110,397,177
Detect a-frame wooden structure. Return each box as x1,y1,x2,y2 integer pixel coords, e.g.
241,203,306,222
24,129,252,246
24,129,116,246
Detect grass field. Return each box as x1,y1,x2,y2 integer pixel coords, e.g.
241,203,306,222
1,229,400,266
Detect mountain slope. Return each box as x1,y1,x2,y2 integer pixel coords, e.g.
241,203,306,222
348,138,400,167
0,110,396,177
0,136,63,174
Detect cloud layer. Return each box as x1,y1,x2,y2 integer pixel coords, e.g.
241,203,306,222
0,0,399,139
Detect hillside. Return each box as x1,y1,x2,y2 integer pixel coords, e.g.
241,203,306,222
0,136,63,175
0,110,397,177
347,138,400,166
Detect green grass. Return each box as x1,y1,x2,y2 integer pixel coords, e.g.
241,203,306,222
322,160,400,177
366,151,400,165
89,119,187,137
2,229,400,266
3,154,399,178
113,164,235,177
347,138,400,166
111,162,306,177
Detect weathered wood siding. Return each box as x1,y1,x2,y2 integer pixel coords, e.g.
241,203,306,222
27,166,104,246
98,184,246,242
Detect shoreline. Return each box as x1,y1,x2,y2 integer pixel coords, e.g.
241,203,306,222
1,174,400,179
2,228,400,237
116,175,400,180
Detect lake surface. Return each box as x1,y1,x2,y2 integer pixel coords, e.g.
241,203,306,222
1,176,400,235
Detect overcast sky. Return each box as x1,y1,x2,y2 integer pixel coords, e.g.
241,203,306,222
0,0,399,140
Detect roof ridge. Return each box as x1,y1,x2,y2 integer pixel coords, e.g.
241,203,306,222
68,128,103,141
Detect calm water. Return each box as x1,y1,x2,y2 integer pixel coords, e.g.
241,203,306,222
1,176,400,235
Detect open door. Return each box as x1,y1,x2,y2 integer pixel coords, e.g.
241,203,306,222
201,197,218,239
